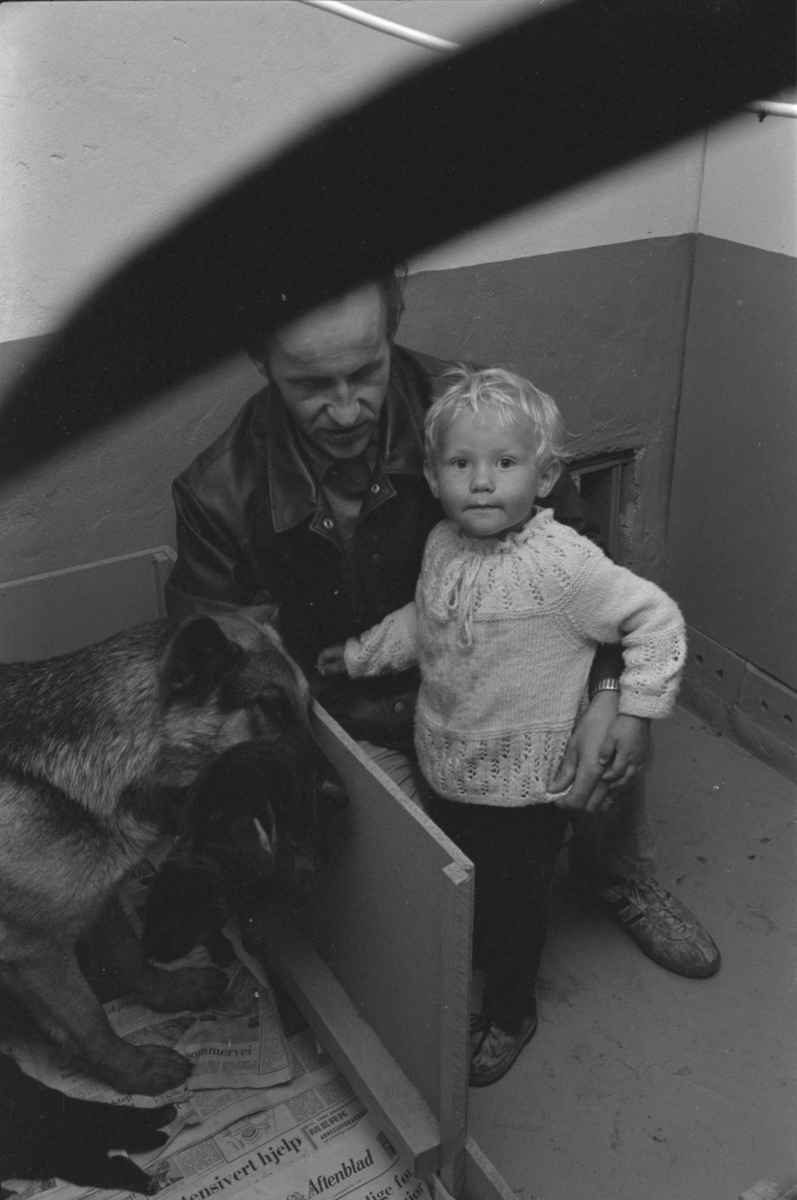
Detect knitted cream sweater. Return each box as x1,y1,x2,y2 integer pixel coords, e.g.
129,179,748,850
344,508,685,806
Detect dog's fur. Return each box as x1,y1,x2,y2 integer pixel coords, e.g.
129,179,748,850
0,611,317,1096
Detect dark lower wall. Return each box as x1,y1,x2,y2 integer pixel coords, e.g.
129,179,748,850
680,624,796,782
666,235,797,692
402,237,695,582
0,236,694,588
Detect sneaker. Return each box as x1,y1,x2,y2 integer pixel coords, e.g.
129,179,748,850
571,853,720,978
469,1009,538,1088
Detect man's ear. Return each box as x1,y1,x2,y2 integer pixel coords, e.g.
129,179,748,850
423,460,440,498
536,459,562,499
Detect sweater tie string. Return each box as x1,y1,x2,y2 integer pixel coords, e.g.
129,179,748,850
441,525,532,647
442,550,488,647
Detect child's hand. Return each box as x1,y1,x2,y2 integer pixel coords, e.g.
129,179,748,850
317,644,348,676
597,714,651,789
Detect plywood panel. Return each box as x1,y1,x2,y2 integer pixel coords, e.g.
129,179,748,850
261,908,442,1180
0,547,175,660
463,1139,520,1200
301,706,474,1176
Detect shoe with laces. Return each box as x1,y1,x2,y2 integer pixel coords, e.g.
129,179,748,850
469,1009,538,1088
570,852,720,978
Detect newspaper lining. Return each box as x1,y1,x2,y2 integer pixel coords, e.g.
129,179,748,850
2,855,433,1200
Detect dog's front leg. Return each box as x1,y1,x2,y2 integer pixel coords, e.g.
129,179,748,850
92,895,227,1013
0,946,194,1096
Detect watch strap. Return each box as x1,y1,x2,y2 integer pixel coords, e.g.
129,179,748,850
589,677,621,700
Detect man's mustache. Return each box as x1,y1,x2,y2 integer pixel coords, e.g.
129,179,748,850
0,0,793,489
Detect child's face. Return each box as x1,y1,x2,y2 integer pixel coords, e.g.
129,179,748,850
424,409,560,540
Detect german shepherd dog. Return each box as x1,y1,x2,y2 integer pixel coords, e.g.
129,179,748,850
0,610,319,1096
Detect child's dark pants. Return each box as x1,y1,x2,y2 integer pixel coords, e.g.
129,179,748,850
426,793,568,1036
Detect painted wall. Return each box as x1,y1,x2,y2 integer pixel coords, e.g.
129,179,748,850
411,135,704,274
0,335,264,582
0,0,539,343
0,233,690,585
697,110,797,255
1,0,705,344
1,0,793,771
0,0,704,586
1,0,540,582
666,112,797,692
402,238,694,581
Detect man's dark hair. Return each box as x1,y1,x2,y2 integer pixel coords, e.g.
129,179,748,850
242,262,407,362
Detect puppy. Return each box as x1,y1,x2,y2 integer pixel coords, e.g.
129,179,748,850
141,738,349,967
0,611,316,1096
141,739,316,967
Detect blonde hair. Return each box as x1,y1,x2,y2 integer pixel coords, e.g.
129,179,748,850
424,365,567,468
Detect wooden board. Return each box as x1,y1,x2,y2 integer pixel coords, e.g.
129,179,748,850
293,705,474,1196
0,552,517,1200
463,1138,521,1200
0,546,175,660
262,908,442,1181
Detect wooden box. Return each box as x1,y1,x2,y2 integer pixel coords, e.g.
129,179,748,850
0,550,518,1200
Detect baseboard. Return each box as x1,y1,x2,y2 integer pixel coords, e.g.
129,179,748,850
680,626,796,782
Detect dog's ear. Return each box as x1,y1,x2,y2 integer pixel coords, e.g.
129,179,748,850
161,617,243,697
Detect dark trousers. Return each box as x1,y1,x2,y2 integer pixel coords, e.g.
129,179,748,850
426,793,568,1036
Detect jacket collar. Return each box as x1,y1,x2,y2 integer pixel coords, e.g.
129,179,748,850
259,347,427,533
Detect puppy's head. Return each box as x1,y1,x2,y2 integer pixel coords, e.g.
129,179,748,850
140,854,226,963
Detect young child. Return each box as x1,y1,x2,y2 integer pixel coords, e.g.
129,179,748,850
317,365,686,1088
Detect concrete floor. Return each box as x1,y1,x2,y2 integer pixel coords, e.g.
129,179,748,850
468,706,796,1200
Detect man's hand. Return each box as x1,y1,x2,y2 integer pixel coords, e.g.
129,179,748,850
550,697,652,812
548,690,619,813
317,644,347,676
597,714,651,790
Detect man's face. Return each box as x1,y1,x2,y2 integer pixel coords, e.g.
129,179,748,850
255,285,391,459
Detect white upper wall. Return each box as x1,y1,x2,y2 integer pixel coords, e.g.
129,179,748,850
412,135,706,273
423,104,797,273
1,0,792,343
0,0,536,341
698,111,797,256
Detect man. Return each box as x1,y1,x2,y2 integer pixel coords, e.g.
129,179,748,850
165,268,719,981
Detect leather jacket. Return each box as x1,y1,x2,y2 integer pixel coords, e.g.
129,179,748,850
166,346,614,747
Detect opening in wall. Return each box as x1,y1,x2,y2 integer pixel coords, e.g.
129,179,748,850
569,451,635,562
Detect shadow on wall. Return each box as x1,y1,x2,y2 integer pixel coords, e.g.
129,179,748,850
0,336,263,585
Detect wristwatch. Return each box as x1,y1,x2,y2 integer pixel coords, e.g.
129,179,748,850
589,677,621,700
